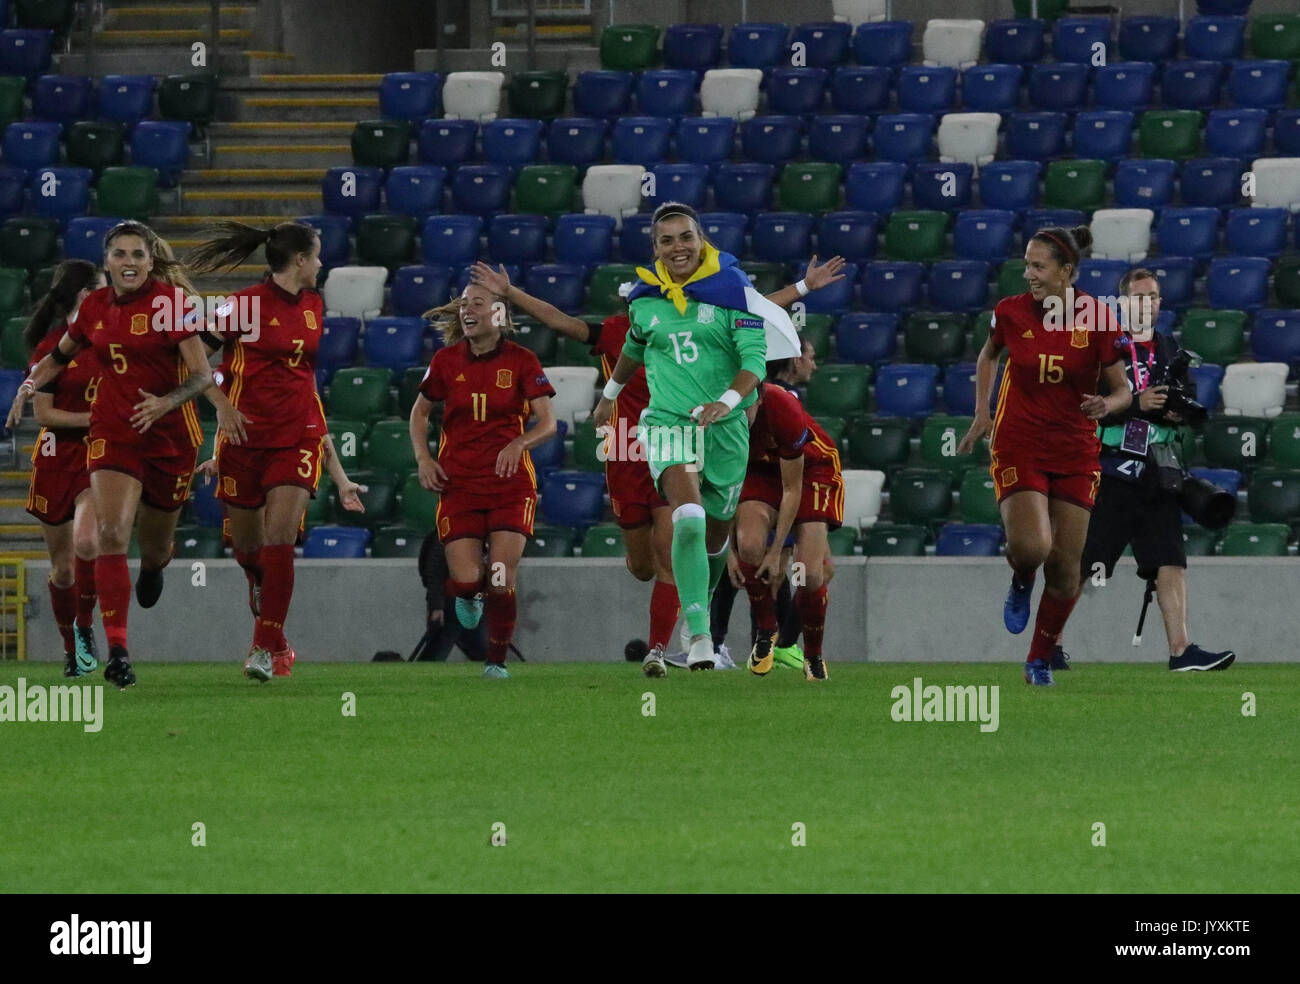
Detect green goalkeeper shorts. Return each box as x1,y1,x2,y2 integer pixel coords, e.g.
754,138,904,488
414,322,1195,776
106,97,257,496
638,407,749,521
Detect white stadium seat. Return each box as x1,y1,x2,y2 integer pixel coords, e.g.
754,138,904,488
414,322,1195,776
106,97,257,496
1250,158,1300,212
841,469,886,529
322,266,387,321
582,164,645,227
922,19,984,69
832,0,889,26
546,365,600,427
937,112,1000,169
700,68,762,121
441,71,504,123
1090,208,1155,262
1221,363,1288,418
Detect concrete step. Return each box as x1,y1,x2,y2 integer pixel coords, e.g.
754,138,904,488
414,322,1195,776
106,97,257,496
178,187,321,215
184,167,328,185
414,46,602,75
211,142,350,168
106,4,258,31
222,74,384,92
57,48,293,77
151,213,286,233
92,28,256,47
226,95,380,123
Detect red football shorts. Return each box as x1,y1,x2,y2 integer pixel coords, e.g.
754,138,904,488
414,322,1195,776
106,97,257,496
990,447,1101,511
216,435,324,509
26,449,90,526
740,463,844,529
606,458,667,530
436,489,537,543
86,435,198,512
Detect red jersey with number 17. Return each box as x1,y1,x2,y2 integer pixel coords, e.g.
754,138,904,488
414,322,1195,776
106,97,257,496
748,382,838,479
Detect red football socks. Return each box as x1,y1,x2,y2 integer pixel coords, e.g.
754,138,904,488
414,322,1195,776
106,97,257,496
1027,589,1079,664
647,578,679,651
795,584,829,659
485,588,516,664
74,557,96,628
739,560,779,634
253,544,295,651
95,554,130,649
49,578,76,653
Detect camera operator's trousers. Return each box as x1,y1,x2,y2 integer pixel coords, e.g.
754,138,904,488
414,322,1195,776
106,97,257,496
1081,471,1187,582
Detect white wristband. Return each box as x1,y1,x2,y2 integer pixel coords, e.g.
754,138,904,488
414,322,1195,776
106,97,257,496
602,378,625,400
795,279,810,297
718,389,741,411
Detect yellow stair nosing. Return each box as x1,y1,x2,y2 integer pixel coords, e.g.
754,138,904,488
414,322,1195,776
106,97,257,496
113,5,257,14
0,497,28,507
199,168,327,179
220,121,354,131
183,190,320,199
0,524,40,534
96,28,253,40
214,144,351,153
0,550,49,560
0,471,30,481
243,97,378,107
243,50,296,59
156,215,284,225
255,74,384,84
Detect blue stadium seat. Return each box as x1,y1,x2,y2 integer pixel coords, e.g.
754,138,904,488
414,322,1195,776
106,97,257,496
1071,110,1134,162
897,66,957,114
807,114,871,164
1093,62,1156,111
635,69,697,119
1052,17,1113,65
727,22,788,68
954,209,1016,260
790,21,852,67
363,316,425,371
62,214,123,264
527,417,566,474
816,210,878,263
928,260,990,312
379,72,443,121
1145,257,1197,309
1188,468,1239,499
481,118,543,169
1226,60,1291,111
741,115,803,165
0,368,21,435
30,166,91,225
611,116,673,166
1194,0,1251,14
1027,64,1089,113
712,162,774,213
554,213,616,268
911,161,973,211
188,473,224,527
420,214,482,266
95,75,155,126
751,211,814,263
298,214,352,268
860,261,924,313
1277,110,1300,156
2,121,60,173
674,116,735,166
1113,158,1177,209
303,526,370,559
524,263,586,314
321,166,383,225
936,523,1003,556
663,23,724,71
1189,364,1225,412
1180,158,1243,209
129,120,190,188
1251,310,1300,366
1206,256,1271,311
1020,209,1086,244
451,264,520,299
961,64,1022,113
984,19,1046,64
943,362,978,415
1156,207,1220,259
829,65,892,114
846,161,908,213
1077,259,1130,299
871,113,934,165
449,163,513,215
697,212,746,257
1155,310,1178,336
30,74,91,123
417,119,477,171
794,261,856,315
874,363,941,417
1183,16,1246,61
0,28,53,79
835,312,898,366
851,21,913,67
766,68,829,116
573,70,635,118
384,165,446,221
1160,61,1223,110
1205,108,1268,161
1225,207,1288,257
619,213,654,262
1005,111,1067,160
978,160,1041,212
646,162,709,210
540,470,606,527
316,317,362,377
1118,16,1180,62
487,213,548,264
390,265,453,318
546,117,607,168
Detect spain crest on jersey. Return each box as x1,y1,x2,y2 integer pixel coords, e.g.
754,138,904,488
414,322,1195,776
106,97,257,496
130,313,149,335
496,368,513,389
303,310,318,331
1070,328,1089,349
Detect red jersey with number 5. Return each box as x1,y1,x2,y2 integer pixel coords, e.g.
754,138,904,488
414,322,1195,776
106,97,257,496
989,290,1121,471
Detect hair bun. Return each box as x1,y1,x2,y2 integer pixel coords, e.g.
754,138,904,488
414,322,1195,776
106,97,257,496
1070,225,1093,254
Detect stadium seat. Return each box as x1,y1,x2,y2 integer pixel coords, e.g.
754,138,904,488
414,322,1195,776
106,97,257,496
1072,110,1134,163
173,525,225,560
512,321,558,366
94,166,157,220
519,263,582,316
872,113,935,165
1052,16,1113,64
1005,111,1067,161
29,166,90,225
327,368,392,422
129,120,190,189
450,163,513,216
845,161,907,213
579,523,625,558
905,312,969,365
370,526,425,559
514,164,578,219
889,467,953,524
844,415,907,470
827,65,890,115
664,22,723,71
525,524,577,557
485,213,545,265
1248,13,1300,60
573,70,634,118
861,261,924,312
1181,306,1247,363
922,19,984,69
728,22,788,68
1027,64,1089,114
1180,524,1220,557
582,164,645,226
364,419,419,475
984,19,1045,64
1275,111,1300,156
805,364,871,417
441,72,504,124
1279,257,1300,308
957,469,1000,523
0,76,21,130
600,24,660,71
1202,415,1268,470
811,210,875,264
1090,208,1154,262
1206,257,1271,311
1184,15,1247,60
1043,159,1106,211
1155,207,1220,260
800,315,834,361
1145,257,1197,310
861,523,927,555
898,66,957,114
961,64,1022,114
1190,363,1225,412
874,363,941,417
321,166,383,225
942,362,978,416
674,116,735,168
415,118,477,172
777,161,840,212
392,473,436,530
1269,412,1300,466
351,119,411,170
157,73,217,129
635,69,696,119
322,266,387,321
696,211,745,257
696,69,761,125
1251,159,1300,212
545,365,598,427
1093,62,1157,112
1204,108,1268,162
1225,207,1288,258
610,117,672,167
1246,468,1300,524
808,114,871,165
937,112,1001,169
30,74,89,123
795,258,857,315
1160,61,1224,111
978,160,1040,212
852,20,913,67
356,213,416,270
935,523,1002,556
835,312,897,366
766,67,829,116
739,115,802,166
928,260,989,312
585,263,637,315
420,214,481,267
95,75,155,126
303,526,370,559
382,165,444,222
840,469,886,529
1076,259,1130,300
380,71,443,121
1118,15,1180,62
553,213,616,269
2,120,60,173
481,118,543,169
0,311,27,368
1112,158,1177,210
1138,110,1203,160
911,162,972,211
1252,310,1300,370
642,162,707,212
507,71,567,121
1181,158,1243,209
952,211,1015,265
1226,59,1290,110
1219,523,1288,556
750,211,814,264
791,21,852,67
545,117,606,169
61,215,120,264
996,259,1028,298
1222,363,1288,417
317,317,362,377
0,27,51,79
540,470,605,528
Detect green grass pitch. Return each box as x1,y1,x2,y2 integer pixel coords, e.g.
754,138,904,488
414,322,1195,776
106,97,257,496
2,662,1296,893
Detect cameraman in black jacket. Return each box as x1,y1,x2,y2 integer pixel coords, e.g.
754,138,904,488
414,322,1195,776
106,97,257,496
1059,269,1235,671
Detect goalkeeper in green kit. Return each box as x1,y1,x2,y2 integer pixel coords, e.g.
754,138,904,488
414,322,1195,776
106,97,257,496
592,202,800,672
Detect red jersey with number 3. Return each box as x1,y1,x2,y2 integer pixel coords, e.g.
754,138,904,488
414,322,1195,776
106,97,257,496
748,382,837,478
64,279,203,455
419,338,555,496
990,291,1121,470
589,314,650,430
213,280,327,449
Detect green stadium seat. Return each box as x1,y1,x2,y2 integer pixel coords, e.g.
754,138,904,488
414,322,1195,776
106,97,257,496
1247,468,1300,523
811,414,846,447
0,217,59,272
1180,525,1219,557
513,320,559,364
1012,0,1067,21
580,523,625,557
827,525,859,556
397,365,427,417
0,267,28,316
554,334,602,369
397,472,438,528
904,311,968,365
777,162,842,213
1275,256,1300,308
997,260,1027,299
1268,413,1300,466
356,213,417,269
327,367,392,421
0,76,24,128
1201,416,1269,471
351,119,411,169
740,262,786,296
173,525,226,559
65,121,125,174
600,24,660,71
197,425,217,467
958,469,1000,524
1219,522,1289,556
95,166,159,221
884,211,949,262
371,525,426,558
327,417,369,471
29,264,54,303
526,523,577,557
337,468,397,528
586,264,637,315
508,71,568,120
845,415,910,470
1138,110,1203,160
1179,309,1246,364
158,73,218,129
805,364,871,417
888,468,953,524
571,416,605,471
920,414,981,480
15,0,78,32
1249,14,1300,60
365,418,417,474
973,310,994,347
1,315,28,369
305,473,335,526
1043,159,1107,211
861,523,927,556
514,164,578,219
798,313,833,361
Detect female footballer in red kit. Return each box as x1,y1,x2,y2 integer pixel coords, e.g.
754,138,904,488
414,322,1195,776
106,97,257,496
958,226,1130,686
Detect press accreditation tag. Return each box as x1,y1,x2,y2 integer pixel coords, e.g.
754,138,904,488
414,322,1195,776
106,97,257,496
1121,418,1151,457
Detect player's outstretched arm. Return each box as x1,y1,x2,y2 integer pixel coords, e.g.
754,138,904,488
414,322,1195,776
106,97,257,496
470,261,591,343
958,337,1003,455
764,255,847,310
8,332,82,430
760,454,805,584
592,349,643,428
321,432,366,512
409,392,447,492
31,392,90,431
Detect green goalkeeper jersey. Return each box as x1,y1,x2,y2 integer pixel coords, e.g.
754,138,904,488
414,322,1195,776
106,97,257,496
622,294,769,421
